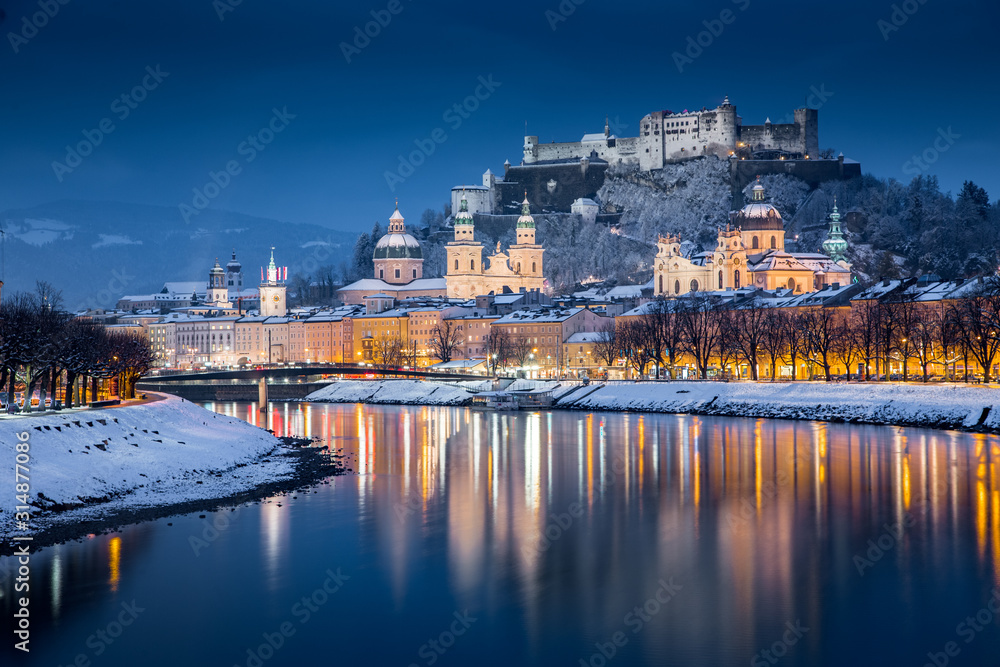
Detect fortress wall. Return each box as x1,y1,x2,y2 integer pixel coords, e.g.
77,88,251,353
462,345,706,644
740,123,803,152
499,162,609,213
730,159,861,204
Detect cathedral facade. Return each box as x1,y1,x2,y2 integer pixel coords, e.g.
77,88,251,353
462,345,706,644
445,194,545,299
654,181,851,297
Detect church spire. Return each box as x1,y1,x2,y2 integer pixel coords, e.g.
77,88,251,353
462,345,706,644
822,198,848,263
517,192,535,228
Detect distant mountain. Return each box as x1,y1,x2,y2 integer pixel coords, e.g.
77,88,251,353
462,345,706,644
0,201,357,310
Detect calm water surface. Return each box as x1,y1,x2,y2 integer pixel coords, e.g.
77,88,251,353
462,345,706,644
3,402,1000,666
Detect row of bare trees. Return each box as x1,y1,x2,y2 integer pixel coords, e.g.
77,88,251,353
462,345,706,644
595,283,1000,382
0,286,154,411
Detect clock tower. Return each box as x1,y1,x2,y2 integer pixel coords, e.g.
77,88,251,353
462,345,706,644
259,248,287,317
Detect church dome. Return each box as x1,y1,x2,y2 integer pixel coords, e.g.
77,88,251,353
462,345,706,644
373,204,423,259
210,259,224,275
733,180,783,231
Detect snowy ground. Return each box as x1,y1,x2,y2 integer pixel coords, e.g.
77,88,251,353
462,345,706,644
0,394,295,543
305,379,477,405
555,381,1000,431
307,379,1000,432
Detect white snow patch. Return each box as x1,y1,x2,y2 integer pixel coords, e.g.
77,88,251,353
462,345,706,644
0,394,292,538
92,234,143,248
305,380,473,405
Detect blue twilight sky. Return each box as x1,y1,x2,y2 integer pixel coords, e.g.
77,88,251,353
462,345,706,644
0,0,997,232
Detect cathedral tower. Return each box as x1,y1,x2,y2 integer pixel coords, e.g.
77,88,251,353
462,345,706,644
508,194,544,283
445,192,485,298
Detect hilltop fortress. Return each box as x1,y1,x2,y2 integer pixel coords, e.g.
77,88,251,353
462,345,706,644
454,95,858,217
523,96,819,170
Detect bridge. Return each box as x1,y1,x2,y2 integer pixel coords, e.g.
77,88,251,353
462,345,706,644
143,365,484,382
136,365,486,403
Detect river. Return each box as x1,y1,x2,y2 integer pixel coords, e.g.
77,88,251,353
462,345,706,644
3,401,1000,666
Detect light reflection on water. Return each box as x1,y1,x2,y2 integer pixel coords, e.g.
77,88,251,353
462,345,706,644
2,402,1000,666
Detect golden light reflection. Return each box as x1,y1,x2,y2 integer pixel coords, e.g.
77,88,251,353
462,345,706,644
197,401,1000,647
992,487,1000,587
108,536,121,593
754,423,762,512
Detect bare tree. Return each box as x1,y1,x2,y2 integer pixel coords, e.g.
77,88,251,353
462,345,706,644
593,320,622,371
952,285,1000,383
372,335,403,374
759,308,787,380
782,310,809,380
851,301,880,380
714,307,740,379
35,280,64,312
429,320,463,363
676,295,722,379
801,307,842,382
732,300,770,381
107,330,154,399
618,319,655,378
508,335,534,369
832,317,861,379
909,307,938,381
485,329,511,376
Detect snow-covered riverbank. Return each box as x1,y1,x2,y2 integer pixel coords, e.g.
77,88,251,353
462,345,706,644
0,394,328,551
305,379,1000,432
556,381,1000,431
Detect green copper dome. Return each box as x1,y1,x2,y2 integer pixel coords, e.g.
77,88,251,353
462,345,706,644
516,195,535,229
455,192,474,226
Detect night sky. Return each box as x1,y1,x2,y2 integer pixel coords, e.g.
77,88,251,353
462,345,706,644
0,0,997,232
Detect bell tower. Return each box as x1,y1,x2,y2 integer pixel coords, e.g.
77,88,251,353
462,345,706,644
258,248,287,317
206,258,231,307
445,191,484,298
507,193,545,286
715,226,747,290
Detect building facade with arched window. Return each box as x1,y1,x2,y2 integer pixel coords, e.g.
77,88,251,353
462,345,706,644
653,181,852,297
